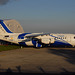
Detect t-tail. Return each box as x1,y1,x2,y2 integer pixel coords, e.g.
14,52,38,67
0,20,13,33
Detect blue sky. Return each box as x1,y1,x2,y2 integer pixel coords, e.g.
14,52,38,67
0,0,75,33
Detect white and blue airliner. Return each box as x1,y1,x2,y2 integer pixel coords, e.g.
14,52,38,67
0,19,75,48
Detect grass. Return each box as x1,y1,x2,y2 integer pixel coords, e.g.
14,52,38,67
0,45,21,52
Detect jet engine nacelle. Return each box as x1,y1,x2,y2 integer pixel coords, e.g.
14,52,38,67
41,38,50,44
41,37,55,44
36,35,55,45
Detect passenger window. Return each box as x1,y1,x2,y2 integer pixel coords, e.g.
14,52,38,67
55,37,57,39
74,37,75,39
59,37,60,39
65,37,66,39
57,37,58,39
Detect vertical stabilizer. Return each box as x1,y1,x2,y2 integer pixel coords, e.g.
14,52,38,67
0,20,13,33
0,19,24,34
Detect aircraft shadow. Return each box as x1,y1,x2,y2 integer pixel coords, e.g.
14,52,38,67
48,48,75,64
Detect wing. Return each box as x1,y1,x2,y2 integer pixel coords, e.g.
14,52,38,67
22,32,50,42
25,33,50,38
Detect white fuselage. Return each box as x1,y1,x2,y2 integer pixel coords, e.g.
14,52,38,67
0,19,75,47
0,33,75,47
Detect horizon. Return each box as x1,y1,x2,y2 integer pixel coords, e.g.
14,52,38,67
0,0,75,33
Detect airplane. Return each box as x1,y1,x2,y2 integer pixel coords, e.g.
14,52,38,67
0,19,75,48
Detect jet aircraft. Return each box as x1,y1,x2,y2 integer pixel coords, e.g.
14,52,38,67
0,19,75,48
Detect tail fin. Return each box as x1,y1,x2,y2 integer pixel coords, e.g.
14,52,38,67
0,20,13,33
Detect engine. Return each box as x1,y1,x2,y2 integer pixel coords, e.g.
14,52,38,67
40,35,55,44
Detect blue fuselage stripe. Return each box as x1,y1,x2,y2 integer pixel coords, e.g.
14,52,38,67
18,33,31,46
18,33,31,39
52,40,72,46
50,35,72,46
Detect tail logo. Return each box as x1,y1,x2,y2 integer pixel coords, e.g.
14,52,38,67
0,20,13,33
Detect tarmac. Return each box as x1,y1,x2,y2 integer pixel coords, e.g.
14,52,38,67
0,47,75,74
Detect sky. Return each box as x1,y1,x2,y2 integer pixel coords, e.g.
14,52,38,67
0,0,75,33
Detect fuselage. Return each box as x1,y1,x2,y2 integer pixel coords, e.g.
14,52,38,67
0,33,75,47
0,19,75,47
